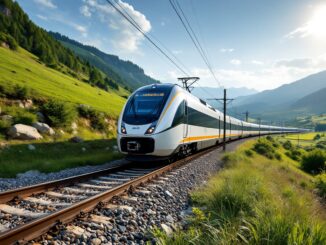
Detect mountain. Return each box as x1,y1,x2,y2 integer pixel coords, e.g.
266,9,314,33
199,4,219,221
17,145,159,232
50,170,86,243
50,32,159,90
231,70,326,119
291,87,326,114
0,0,121,92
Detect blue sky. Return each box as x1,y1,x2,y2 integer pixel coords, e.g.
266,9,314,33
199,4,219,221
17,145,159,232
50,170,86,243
16,0,326,91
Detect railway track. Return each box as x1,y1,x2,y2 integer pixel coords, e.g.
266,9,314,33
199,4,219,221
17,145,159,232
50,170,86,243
0,141,225,245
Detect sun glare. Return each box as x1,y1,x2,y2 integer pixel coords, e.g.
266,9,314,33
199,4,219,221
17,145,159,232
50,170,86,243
307,5,326,39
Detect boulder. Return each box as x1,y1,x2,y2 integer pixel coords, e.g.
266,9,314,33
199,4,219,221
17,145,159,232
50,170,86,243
70,136,84,143
71,122,78,130
23,99,33,109
32,122,55,135
7,124,43,140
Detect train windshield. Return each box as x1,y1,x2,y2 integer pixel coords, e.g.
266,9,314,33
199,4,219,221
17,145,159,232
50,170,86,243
123,87,172,125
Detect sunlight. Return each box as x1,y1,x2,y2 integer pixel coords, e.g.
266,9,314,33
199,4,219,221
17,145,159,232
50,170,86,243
307,5,326,39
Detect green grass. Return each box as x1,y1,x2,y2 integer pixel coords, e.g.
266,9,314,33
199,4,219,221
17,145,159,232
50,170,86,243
0,139,121,178
278,132,326,147
0,47,127,117
153,139,326,244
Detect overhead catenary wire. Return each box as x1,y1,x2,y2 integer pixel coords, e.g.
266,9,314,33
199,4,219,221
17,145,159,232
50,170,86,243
105,0,190,77
169,0,222,88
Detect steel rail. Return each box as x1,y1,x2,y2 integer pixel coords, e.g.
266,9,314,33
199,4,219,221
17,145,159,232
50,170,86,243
0,143,220,244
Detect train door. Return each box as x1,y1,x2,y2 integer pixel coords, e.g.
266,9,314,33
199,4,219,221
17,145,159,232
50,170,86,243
183,100,188,138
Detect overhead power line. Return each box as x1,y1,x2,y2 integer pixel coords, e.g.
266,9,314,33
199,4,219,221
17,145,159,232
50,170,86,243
105,0,190,76
169,0,222,88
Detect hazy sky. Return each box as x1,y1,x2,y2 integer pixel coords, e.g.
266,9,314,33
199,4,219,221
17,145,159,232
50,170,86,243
16,0,326,91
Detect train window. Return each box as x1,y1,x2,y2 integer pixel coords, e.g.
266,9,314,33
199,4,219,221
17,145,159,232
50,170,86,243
123,86,172,125
171,101,185,127
187,107,218,129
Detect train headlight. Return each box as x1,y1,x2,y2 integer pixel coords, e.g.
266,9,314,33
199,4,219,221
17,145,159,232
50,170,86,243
121,125,127,134
145,122,157,135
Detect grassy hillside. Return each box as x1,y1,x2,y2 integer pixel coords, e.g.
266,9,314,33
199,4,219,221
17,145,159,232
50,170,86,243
50,32,159,90
0,46,126,116
154,137,326,244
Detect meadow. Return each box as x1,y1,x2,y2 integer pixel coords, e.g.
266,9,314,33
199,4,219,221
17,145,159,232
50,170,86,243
0,47,127,117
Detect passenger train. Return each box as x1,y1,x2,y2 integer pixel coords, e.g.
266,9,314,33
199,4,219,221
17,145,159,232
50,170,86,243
117,84,303,161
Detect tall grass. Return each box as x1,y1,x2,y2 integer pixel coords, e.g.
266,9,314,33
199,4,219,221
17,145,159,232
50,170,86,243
153,140,326,244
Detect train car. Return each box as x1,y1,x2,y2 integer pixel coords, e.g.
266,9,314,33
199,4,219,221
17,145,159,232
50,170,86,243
117,83,302,161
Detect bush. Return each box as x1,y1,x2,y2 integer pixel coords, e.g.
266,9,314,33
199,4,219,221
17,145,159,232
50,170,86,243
10,85,30,100
315,173,326,198
283,140,293,150
285,148,305,162
41,100,76,127
77,105,107,131
253,138,276,159
301,149,326,174
3,106,37,126
314,134,321,141
244,149,254,157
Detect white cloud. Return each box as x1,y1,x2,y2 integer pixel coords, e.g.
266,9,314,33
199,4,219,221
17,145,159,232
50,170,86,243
80,5,92,17
220,48,234,53
73,24,88,37
34,0,57,9
162,55,326,91
230,59,242,65
36,14,48,20
83,0,151,53
251,60,264,65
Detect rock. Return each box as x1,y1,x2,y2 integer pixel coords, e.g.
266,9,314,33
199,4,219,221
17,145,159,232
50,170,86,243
0,115,13,121
28,144,36,151
17,170,41,179
23,99,33,109
70,136,83,143
165,190,173,197
90,238,101,245
7,124,43,140
32,122,55,135
166,214,174,223
118,225,126,233
160,224,173,236
36,112,45,122
71,122,78,130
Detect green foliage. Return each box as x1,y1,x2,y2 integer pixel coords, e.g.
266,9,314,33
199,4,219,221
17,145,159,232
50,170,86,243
41,100,76,127
314,134,321,141
0,119,11,133
252,138,278,159
301,149,326,174
283,140,293,150
0,31,18,50
3,106,36,125
244,149,254,157
315,173,326,199
77,105,107,131
285,148,305,162
11,84,30,100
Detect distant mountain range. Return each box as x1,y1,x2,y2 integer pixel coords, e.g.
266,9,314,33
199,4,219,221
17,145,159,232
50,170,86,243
50,32,159,90
229,70,326,120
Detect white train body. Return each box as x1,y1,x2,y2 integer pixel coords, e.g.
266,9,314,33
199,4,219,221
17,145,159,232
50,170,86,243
117,84,303,161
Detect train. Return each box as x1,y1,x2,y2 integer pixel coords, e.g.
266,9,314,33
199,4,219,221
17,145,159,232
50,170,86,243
117,83,304,161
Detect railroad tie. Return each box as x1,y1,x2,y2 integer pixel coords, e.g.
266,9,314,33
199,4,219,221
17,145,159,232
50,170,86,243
0,204,45,219
24,197,70,207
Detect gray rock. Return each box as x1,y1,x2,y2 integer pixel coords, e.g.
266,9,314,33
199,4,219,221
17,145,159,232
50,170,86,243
28,144,36,151
166,214,174,223
7,124,43,140
36,112,45,122
70,136,83,143
160,224,173,236
32,122,55,135
165,190,173,197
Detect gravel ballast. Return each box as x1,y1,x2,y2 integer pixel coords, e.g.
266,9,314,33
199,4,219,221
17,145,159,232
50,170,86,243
0,159,127,192
34,139,248,244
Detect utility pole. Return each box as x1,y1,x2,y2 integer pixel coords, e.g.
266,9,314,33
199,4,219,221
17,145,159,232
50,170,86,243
258,118,261,138
243,111,249,122
207,88,234,151
178,77,199,93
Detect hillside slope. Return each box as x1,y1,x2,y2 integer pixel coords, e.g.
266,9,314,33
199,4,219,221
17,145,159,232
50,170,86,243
0,46,126,116
50,32,159,90
291,87,326,114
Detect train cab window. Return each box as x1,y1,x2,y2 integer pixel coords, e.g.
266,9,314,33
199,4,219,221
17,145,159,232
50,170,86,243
172,101,186,127
123,86,172,125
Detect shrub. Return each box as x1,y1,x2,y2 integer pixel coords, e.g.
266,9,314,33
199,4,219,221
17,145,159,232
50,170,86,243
314,134,321,141
253,138,276,159
3,106,37,126
41,100,76,127
315,173,326,198
10,85,30,100
0,119,11,134
244,149,254,157
77,105,107,131
283,140,293,150
301,149,326,174
285,148,305,162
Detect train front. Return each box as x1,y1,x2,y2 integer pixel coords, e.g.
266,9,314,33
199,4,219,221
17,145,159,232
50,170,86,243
117,84,175,161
